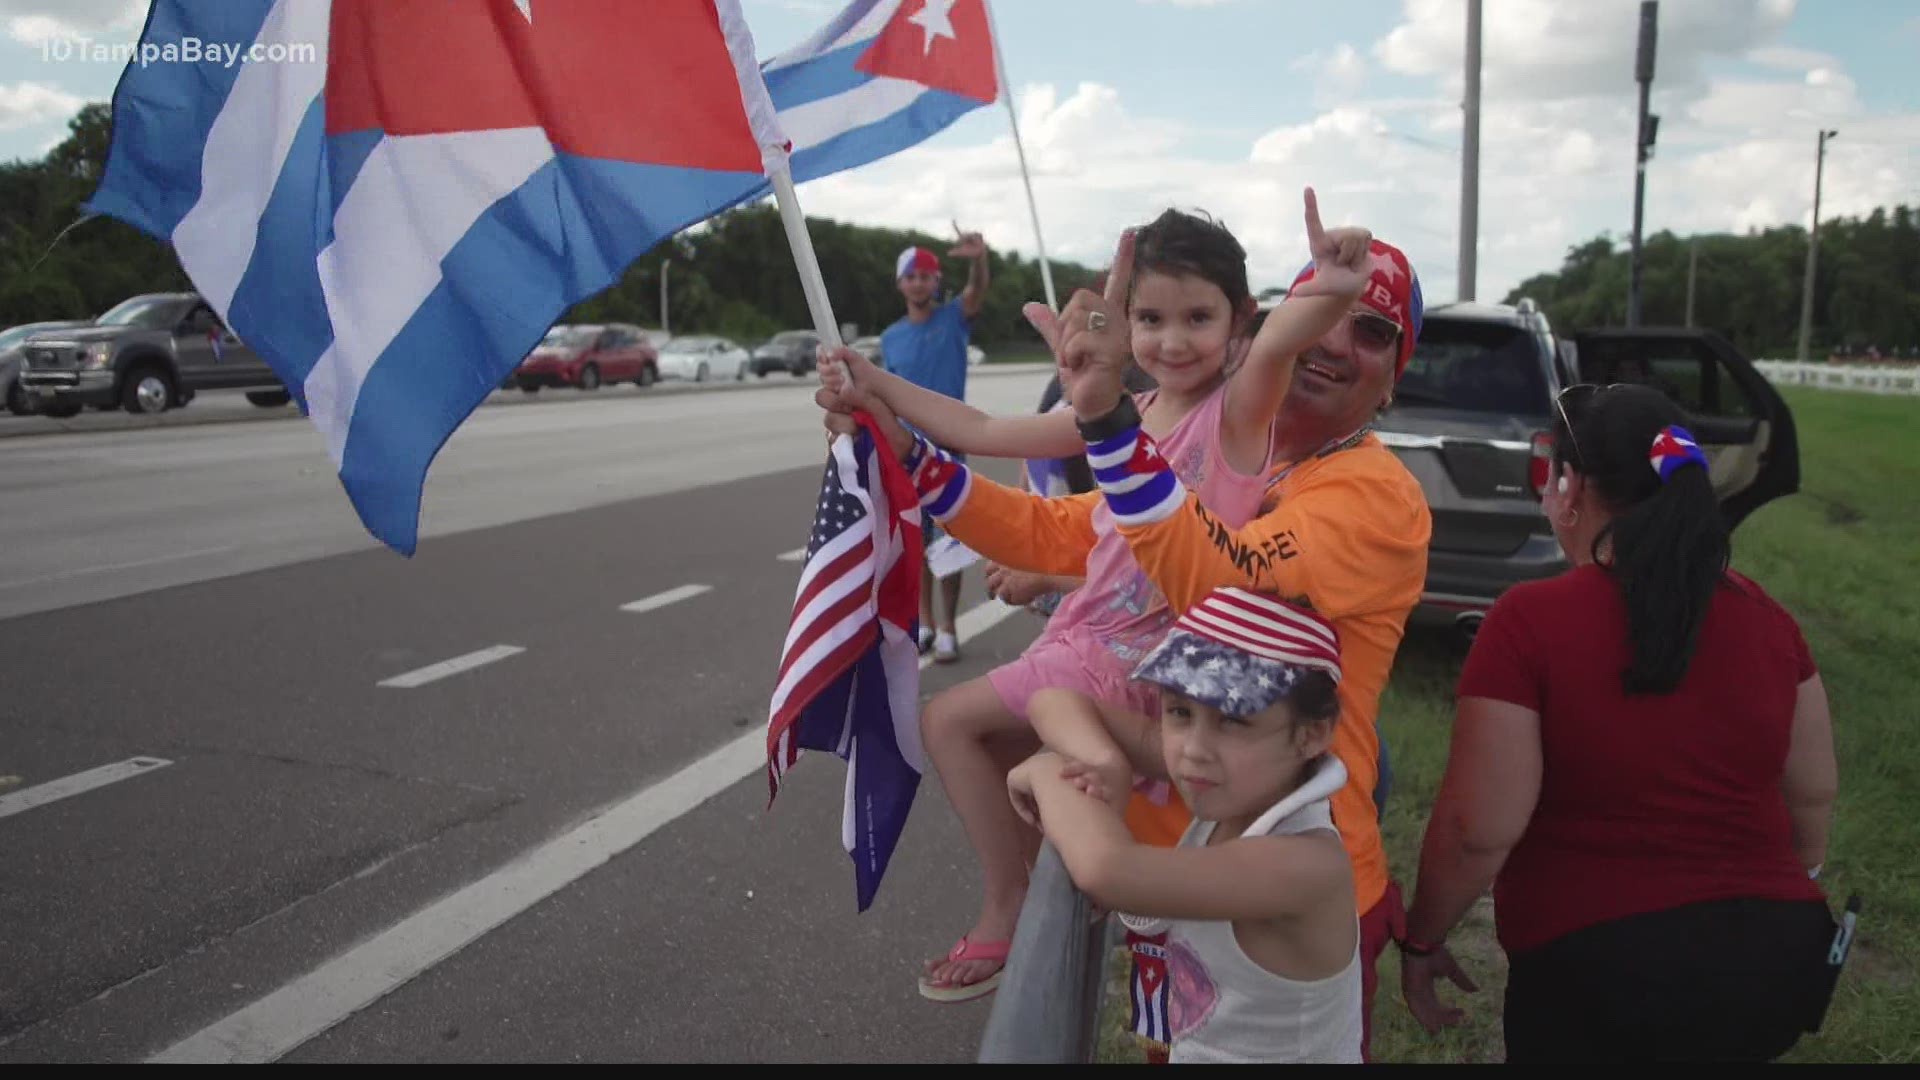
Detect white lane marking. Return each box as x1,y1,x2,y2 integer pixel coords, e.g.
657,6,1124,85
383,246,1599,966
376,645,525,689
0,757,173,821
618,583,712,614
153,600,1024,1063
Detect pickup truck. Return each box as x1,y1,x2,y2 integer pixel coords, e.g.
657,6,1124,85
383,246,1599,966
18,292,289,416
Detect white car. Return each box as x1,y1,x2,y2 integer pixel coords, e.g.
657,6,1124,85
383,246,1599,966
656,334,751,382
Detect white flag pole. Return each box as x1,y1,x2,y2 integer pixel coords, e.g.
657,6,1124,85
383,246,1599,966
716,0,841,350
985,0,1057,312
769,163,844,349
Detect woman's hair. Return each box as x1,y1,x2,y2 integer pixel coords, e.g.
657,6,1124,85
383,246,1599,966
1129,208,1252,319
1555,383,1729,694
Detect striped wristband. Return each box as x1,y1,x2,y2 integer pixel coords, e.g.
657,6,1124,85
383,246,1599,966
1085,425,1186,526
904,433,972,520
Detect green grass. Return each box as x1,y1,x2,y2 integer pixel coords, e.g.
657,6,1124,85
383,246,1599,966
1098,386,1920,1063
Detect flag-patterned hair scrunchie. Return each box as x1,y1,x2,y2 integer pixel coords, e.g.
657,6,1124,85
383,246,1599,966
1649,425,1709,483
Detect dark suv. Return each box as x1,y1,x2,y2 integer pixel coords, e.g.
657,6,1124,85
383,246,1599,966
1375,300,1799,635
750,330,822,377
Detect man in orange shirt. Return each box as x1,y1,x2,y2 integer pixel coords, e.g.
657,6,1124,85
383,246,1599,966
822,234,1429,1056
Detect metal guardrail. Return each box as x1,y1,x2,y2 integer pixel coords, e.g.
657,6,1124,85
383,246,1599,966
976,843,1113,1063
1755,359,1920,396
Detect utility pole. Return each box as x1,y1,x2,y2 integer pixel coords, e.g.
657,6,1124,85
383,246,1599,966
1685,237,1697,327
1797,129,1839,362
1457,0,1482,302
1627,1,1659,327
660,259,671,335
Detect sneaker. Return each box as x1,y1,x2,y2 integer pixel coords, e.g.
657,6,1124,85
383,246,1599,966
917,626,935,655
934,632,960,664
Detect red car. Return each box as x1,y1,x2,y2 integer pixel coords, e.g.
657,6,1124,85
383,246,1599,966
509,323,659,392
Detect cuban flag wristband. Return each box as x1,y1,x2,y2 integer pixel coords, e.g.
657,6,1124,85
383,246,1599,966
904,433,972,520
1085,424,1187,526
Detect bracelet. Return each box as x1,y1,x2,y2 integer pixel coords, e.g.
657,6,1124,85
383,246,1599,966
1074,392,1141,444
1396,936,1442,959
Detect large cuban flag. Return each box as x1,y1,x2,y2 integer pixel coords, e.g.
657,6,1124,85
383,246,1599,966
84,0,788,554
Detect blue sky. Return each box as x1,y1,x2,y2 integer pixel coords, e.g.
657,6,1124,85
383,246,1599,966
2,0,1915,301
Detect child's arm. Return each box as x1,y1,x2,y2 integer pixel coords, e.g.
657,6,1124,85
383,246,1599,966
1018,751,1350,922
1027,688,1166,807
1220,188,1372,474
828,348,1086,459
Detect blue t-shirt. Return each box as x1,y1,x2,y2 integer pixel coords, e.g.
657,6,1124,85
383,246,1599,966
881,297,972,401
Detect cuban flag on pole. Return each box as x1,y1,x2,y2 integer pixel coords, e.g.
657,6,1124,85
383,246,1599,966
84,0,786,554
756,0,1001,189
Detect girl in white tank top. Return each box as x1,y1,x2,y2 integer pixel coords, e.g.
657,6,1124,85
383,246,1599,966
1009,586,1364,1063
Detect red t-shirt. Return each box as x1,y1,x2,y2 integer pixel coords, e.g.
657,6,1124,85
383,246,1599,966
1458,564,1824,954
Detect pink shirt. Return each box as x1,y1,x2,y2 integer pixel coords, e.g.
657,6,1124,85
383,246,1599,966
1047,384,1272,671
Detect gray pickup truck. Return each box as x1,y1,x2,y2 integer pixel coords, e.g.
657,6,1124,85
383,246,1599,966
17,292,289,417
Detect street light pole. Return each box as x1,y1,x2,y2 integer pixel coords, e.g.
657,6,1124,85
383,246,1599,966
1796,129,1838,363
1457,0,1482,302
660,259,672,336
1627,1,1658,328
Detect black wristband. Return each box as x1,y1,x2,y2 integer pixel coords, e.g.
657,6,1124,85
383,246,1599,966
1074,392,1142,444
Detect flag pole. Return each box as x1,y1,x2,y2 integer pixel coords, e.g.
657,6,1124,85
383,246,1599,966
984,0,1057,312
769,161,845,349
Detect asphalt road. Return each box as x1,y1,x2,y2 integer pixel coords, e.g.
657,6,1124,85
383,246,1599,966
0,366,1063,1062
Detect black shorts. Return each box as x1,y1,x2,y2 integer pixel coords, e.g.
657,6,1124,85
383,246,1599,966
1502,897,1840,1063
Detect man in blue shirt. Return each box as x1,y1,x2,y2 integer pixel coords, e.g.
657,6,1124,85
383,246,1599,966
880,227,990,662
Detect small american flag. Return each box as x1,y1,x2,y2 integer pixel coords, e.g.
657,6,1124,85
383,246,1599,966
766,413,927,911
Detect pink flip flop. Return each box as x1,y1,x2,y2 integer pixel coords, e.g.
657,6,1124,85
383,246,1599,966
917,935,1012,1003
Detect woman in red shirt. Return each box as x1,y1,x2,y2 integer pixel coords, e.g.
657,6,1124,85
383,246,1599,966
1398,383,1841,1062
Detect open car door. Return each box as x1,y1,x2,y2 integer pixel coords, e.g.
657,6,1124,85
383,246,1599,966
1571,328,1800,529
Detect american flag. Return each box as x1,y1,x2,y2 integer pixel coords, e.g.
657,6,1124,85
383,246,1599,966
767,413,927,911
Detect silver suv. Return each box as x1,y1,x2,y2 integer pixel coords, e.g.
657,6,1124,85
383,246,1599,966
1375,300,1799,637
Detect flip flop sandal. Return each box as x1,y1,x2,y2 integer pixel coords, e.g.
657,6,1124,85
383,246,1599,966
916,934,1012,1003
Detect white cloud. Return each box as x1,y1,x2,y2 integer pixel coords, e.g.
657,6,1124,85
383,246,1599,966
0,80,83,131
1746,45,1836,72
1291,44,1368,109
1377,0,1796,101
3,0,143,46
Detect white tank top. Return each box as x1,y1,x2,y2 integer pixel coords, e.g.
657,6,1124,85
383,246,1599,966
1133,756,1365,1064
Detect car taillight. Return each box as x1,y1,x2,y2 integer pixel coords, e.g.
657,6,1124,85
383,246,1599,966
1529,431,1554,498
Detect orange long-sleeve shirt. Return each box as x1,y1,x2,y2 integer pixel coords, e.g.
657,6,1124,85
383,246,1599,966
915,431,1430,913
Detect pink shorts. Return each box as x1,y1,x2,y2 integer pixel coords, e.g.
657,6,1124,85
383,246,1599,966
987,629,1161,723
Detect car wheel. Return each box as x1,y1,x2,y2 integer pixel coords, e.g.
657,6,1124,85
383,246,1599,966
637,364,658,388
695,362,709,383
5,383,37,417
579,363,602,391
246,389,292,407
121,364,174,414
520,384,540,394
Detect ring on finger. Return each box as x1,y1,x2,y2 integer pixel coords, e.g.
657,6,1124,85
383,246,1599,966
1087,310,1108,333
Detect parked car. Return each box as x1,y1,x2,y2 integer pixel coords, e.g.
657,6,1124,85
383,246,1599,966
1358,299,1799,637
850,335,885,370
17,292,286,416
2,319,90,416
507,323,659,392
657,334,750,382
749,330,822,377
1240,297,1799,638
